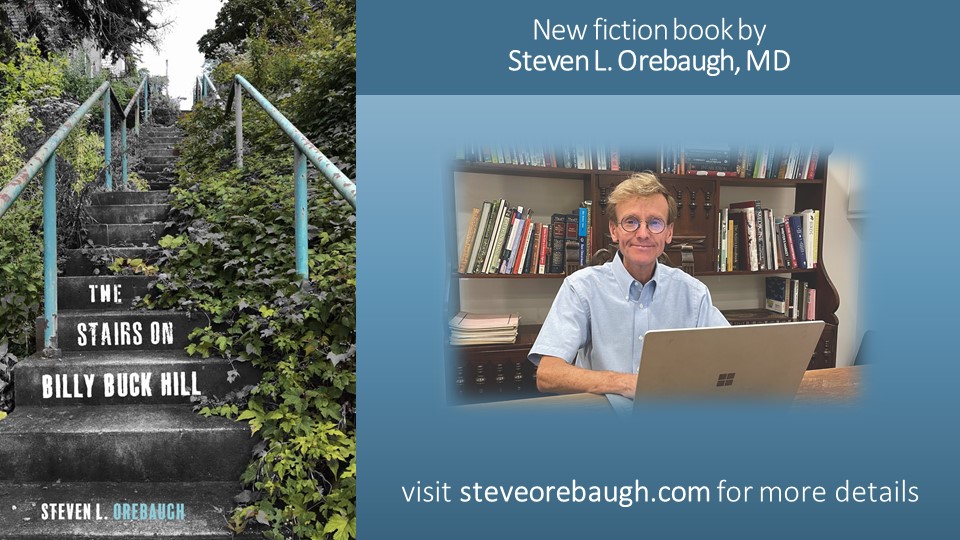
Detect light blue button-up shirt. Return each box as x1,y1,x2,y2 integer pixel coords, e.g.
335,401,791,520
529,253,729,375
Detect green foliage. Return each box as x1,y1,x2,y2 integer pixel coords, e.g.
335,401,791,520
147,100,356,539
107,257,158,276
198,0,317,61
208,1,356,177
0,39,68,368
59,122,105,192
0,38,66,108
0,39,117,411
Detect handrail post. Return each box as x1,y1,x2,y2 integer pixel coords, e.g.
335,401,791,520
235,80,243,169
121,114,128,188
144,78,150,121
103,91,112,190
294,147,308,279
135,101,140,135
42,155,57,350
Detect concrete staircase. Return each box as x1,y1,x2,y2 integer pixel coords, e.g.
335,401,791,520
0,125,260,538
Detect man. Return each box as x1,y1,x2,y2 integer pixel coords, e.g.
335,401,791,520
528,172,728,400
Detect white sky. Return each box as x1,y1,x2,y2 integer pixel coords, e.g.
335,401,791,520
137,0,224,109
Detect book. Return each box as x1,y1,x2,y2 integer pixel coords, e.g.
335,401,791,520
780,218,796,269
513,216,533,274
449,312,520,345
527,224,541,274
806,147,820,179
487,206,512,273
787,214,808,269
458,207,481,274
800,209,817,269
537,223,549,274
549,214,566,273
477,199,505,273
765,277,789,314
726,215,734,272
467,201,493,273
805,288,817,321
504,209,529,274
728,206,757,271
790,279,801,320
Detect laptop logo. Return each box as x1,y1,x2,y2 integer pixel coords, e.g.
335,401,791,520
716,373,735,387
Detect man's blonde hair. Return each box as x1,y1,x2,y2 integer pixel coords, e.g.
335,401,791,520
606,172,677,225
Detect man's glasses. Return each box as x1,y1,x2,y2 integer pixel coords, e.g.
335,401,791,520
619,216,666,234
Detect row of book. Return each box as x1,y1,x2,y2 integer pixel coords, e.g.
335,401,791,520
716,201,819,273
449,312,520,345
458,200,594,275
458,144,630,171
458,144,822,180
657,144,821,180
765,277,817,321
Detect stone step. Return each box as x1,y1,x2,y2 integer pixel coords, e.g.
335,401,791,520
91,191,171,205
149,182,174,191
140,171,175,182
144,155,177,165
143,149,178,158
141,162,175,173
0,481,262,538
58,275,153,310
85,223,167,246
61,248,159,276
141,136,181,144
14,351,260,406
0,405,255,481
87,204,169,225
57,310,204,351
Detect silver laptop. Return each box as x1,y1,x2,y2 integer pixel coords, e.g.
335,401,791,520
633,321,825,402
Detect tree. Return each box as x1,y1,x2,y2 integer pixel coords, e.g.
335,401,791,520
0,0,166,60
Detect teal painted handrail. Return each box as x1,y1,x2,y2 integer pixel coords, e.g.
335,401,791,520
202,73,357,279
0,76,151,351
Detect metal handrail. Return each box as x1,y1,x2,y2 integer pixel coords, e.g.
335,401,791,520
194,73,221,105
0,76,152,350
204,73,357,279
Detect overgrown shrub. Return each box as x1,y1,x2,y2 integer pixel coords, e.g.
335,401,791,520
0,39,140,412
146,100,355,539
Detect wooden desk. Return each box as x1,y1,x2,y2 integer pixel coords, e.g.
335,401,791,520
461,366,862,410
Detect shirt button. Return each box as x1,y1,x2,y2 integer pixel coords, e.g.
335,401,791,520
638,303,644,309
638,336,643,341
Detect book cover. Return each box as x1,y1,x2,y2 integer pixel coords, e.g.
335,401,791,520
467,201,493,273
728,207,757,271
800,209,817,269
806,288,817,321
527,224,541,274
487,209,512,274
787,214,808,269
779,218,796,269
538,224,549,274
549,214,567,273
458,207,481,274
765,277,789,314
477,199,504,273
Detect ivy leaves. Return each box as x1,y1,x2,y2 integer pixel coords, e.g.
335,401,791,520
149,101,355,539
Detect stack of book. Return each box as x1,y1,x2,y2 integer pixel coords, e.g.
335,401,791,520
449,312,520,345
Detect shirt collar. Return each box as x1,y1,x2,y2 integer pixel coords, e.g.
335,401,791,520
613,251,664,299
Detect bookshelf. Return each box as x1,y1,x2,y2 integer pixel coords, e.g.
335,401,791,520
449,147,840,404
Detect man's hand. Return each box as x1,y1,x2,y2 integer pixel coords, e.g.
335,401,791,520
537,356,636,399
